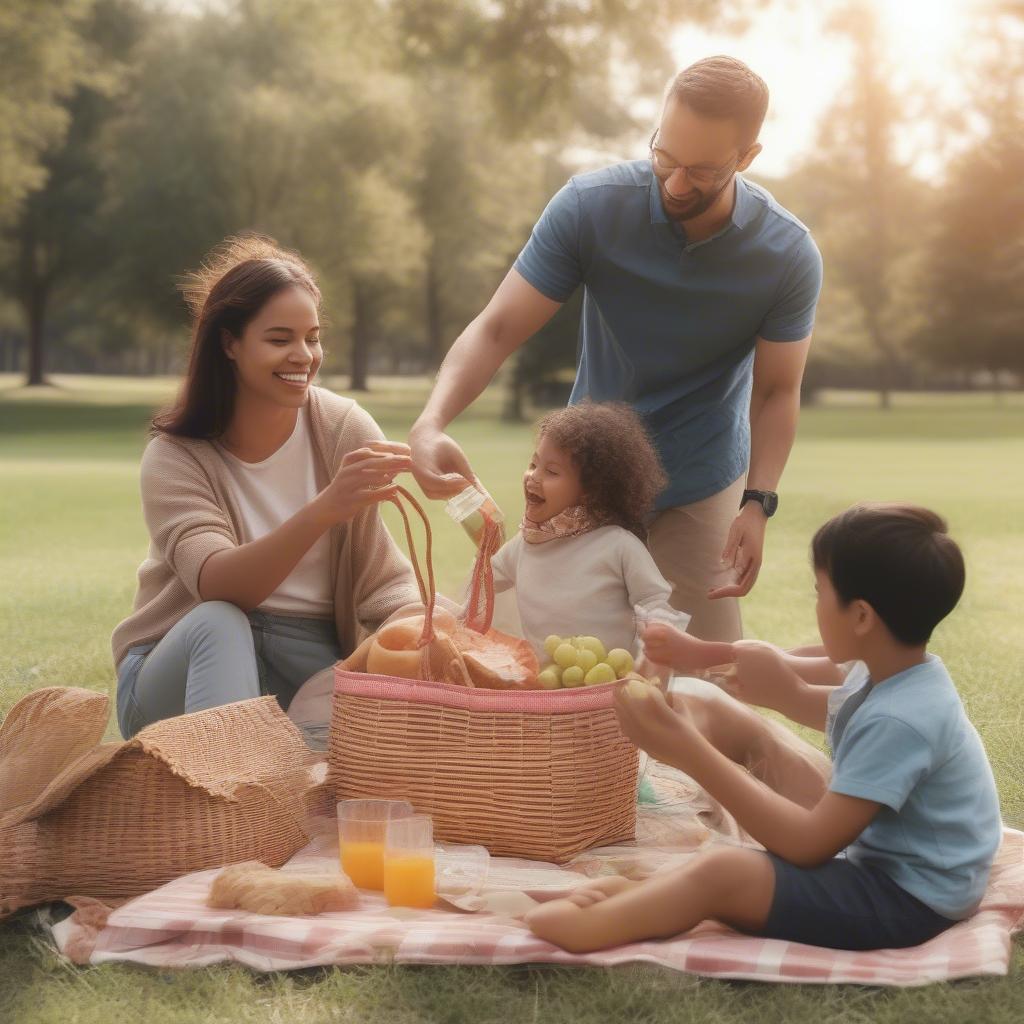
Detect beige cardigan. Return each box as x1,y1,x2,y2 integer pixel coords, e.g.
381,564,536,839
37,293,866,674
111,387,419,666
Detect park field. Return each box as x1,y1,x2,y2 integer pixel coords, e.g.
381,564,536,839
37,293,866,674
1,375,1022,1023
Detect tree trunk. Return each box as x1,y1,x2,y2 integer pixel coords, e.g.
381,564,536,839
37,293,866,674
18,218,52,387
24,282,49,387
501,354,526,422
349,280,371,392
425,253,445,370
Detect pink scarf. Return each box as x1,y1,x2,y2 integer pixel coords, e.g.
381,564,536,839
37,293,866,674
519,505,602,544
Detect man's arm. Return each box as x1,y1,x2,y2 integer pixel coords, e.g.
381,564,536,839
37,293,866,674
709,335,811,599
409,268,562,498
616,687,877,867
747,334,811,493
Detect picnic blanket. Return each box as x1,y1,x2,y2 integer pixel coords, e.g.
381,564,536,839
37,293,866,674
47,762,1024,986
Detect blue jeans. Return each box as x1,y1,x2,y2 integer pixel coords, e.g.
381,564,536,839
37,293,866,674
116,601,341,739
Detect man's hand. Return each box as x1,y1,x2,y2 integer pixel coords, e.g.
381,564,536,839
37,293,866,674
708,502,767,599
614,683,702,772
408,423,477,500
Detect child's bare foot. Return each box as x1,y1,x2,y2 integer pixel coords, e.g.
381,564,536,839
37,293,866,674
564,875,637,907
525,876,641,952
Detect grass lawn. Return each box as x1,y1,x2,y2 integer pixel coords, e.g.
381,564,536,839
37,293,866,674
1,375,1022,1023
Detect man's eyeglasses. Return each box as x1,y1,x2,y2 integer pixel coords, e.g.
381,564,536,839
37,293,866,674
649,130,738,188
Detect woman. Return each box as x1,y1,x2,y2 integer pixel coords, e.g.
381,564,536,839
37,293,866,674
112,235,418,738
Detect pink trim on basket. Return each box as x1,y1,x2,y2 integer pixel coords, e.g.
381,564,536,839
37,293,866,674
334,668,615,713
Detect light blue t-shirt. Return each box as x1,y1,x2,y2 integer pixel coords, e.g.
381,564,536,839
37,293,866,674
513,161,823,509
826,655,1002,919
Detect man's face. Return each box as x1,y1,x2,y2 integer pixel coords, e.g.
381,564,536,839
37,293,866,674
651,99,758,222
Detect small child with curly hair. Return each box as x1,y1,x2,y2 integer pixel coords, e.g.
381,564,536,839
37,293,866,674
491,401,689,661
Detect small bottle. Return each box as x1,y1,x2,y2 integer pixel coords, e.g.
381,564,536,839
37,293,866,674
445,484,506,548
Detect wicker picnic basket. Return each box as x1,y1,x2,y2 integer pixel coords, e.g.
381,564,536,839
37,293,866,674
328,488,640,864
330,672,639,862
0,687,320,919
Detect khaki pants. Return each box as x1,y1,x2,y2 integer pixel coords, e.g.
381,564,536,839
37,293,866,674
647,475,746,642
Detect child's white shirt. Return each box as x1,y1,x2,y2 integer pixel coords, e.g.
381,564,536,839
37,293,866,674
490,525,688,660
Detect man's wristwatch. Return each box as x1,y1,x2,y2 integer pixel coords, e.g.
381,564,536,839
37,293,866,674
740,489,779,518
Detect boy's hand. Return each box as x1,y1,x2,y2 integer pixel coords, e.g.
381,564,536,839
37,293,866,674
722,640,798,711
642,622,698,671
614,682,699,772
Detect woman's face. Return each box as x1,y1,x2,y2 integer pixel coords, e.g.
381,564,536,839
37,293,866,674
223,285,322,407
523,433,584,522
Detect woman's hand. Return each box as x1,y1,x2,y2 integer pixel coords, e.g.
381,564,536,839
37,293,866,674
614,683,700,772
314,441,412,527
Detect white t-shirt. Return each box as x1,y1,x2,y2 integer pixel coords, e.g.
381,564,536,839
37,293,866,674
490,525,688,660
217,407,333,617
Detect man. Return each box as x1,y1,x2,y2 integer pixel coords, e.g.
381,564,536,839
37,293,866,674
409,56,822,641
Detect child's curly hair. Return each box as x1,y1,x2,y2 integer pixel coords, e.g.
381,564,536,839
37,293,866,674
537,401,667,537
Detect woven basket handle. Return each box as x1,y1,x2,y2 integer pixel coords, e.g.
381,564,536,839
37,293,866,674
387,486,437,648
462,513,503,634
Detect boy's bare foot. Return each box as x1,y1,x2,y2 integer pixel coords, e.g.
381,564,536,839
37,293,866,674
525,876,642,951
564,875,638,907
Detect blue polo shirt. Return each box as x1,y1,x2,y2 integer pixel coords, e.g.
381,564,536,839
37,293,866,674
513,161,823,509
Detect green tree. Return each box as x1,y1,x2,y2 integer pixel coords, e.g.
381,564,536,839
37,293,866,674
411,66,547,369
796,0,928,407
0,0,96,223
102,0,428,390
920,6,1024,388
0,0,144,385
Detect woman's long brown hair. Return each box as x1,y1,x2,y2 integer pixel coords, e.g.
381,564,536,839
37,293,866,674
153,234,321,439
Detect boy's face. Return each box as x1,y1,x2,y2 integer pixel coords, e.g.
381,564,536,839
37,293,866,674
523,434,584,523
814,569,862,663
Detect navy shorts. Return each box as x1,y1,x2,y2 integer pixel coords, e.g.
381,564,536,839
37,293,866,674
757,854,957,950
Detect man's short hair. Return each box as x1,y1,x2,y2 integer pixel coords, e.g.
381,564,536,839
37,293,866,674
811,503,966,646
666,56,769,149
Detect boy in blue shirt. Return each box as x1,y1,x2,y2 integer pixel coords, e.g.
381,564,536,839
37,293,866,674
526,503,1002,952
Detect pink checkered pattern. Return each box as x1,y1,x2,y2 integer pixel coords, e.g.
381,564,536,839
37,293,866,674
51,819,1024,984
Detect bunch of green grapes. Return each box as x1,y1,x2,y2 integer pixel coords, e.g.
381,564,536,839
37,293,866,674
536,635,635,689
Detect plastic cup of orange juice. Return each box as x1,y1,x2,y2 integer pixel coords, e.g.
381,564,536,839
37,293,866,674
337,799,413,890
383,815,436,909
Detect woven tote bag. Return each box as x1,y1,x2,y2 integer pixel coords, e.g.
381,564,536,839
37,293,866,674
0,688,320,919
330,671,640,863
340,487,538,689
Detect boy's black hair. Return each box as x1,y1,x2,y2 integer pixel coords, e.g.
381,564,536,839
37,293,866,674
811,503,965,646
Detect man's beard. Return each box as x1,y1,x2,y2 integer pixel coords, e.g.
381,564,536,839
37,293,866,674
661,174,732,222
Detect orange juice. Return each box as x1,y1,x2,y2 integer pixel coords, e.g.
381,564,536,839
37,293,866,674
383,854,436,908
340,840,385,890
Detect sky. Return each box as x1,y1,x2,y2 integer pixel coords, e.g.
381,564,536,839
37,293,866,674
669,0,987,179
576,0,995,182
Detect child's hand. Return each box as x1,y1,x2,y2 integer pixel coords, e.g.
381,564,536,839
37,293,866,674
641,622,695,669
724,641,797,710
614,682,698,771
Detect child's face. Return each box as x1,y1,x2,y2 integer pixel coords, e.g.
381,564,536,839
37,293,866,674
523,434,584,522
814,569,861,663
